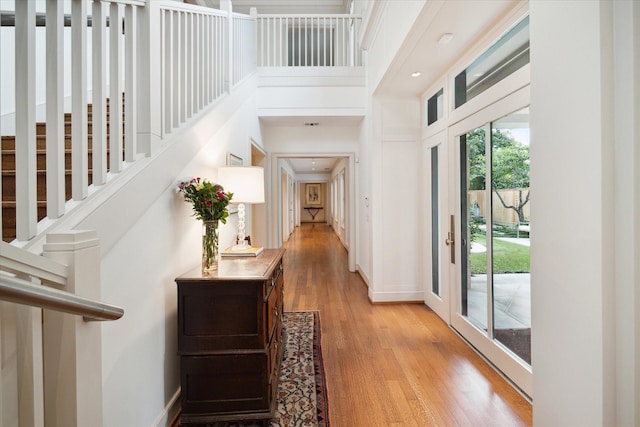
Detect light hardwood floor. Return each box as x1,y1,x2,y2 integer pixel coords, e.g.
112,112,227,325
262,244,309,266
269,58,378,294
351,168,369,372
283,223,532,427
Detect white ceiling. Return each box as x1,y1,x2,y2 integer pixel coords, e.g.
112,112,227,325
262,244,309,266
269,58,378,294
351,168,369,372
284,157,340,174
375,0,522,98
258,116,363,127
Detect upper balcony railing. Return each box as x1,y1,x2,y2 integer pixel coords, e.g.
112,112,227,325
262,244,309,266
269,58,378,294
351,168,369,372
255,14,363,67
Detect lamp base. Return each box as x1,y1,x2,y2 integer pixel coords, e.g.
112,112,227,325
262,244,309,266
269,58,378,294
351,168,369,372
229,243,252,252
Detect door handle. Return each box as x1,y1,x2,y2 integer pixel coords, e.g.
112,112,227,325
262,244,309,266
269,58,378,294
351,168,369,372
445,215,455,264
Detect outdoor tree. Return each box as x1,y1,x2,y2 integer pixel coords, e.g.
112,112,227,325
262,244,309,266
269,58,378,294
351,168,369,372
467,128,530,223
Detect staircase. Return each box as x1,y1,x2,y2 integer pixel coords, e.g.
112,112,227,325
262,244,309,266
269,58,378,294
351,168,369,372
1,99,123,242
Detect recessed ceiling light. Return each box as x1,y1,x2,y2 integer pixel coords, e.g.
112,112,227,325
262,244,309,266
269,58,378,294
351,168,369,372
411,71,421,78
438,33,454,44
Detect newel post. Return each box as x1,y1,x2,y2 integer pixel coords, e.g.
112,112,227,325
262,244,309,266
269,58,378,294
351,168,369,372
41,231,104,427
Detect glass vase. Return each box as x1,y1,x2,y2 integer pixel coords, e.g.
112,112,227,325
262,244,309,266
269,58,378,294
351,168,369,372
202,220,220,274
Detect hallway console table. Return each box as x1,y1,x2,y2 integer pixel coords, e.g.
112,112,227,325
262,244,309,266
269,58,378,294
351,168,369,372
175,249,286,425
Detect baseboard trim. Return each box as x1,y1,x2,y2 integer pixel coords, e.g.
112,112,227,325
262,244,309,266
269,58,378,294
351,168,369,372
153,388,181,427
355,264,370,287
368,290,424,303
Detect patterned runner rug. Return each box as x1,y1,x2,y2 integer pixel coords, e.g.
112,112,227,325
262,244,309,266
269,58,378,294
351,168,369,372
209,311,329,427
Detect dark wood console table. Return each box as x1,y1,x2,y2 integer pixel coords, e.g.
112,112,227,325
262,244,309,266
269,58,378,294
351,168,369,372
175,249,286,425
303,206,323,220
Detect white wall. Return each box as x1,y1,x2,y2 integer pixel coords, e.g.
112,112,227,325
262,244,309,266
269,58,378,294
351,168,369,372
256,68,366,118
358,0,425,302
530,1,638,425
368,97,422,302
356,110,372,286
263,122,360,154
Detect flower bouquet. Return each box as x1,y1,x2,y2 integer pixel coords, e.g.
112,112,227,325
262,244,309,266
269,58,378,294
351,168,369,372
178,177,233,273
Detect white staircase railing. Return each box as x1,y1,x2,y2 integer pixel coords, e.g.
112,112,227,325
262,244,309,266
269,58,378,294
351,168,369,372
1,0,148,243
1,0,259,244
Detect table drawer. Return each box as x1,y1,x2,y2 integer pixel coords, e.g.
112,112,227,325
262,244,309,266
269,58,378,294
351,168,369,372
177,281,266,353
181,353,270,415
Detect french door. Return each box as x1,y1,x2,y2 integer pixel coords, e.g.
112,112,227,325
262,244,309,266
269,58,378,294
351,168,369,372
448,88,532,396
424,130,450,322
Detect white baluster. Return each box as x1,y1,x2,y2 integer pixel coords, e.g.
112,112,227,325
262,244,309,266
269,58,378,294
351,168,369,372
198,14,204,111
186,12,193,119
16,300,45,427
221,0,232,92
192,13,198,113
180,11,187,124
46,0,65,218
330,16,334,66
323,16,327,66
218,15,224,96
161,9,171,136
15,0,37,240
72,0,88,200
124,4,137,162
204,14,210,105
109,2,123,173
92,0,108,186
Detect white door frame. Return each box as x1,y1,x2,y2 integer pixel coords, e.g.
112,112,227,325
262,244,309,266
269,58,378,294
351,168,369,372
269,152,357,272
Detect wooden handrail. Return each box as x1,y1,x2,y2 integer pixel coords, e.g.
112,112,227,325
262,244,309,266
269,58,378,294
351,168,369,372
0,273,124,322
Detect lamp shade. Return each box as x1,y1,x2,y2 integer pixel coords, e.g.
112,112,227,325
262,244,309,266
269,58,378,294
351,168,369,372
218,166,265,204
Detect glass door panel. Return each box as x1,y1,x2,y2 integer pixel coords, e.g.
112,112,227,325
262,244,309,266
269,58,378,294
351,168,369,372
491,108,531,365
431,146,439,296
460,127,488,332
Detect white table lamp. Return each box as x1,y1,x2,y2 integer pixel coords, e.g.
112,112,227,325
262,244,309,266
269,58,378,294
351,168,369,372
218,166,265,251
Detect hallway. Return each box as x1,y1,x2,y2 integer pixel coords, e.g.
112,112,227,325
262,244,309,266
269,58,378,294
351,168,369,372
282,223,532,426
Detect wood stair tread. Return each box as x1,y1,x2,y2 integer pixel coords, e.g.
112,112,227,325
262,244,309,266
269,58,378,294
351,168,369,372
2,96,125,242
